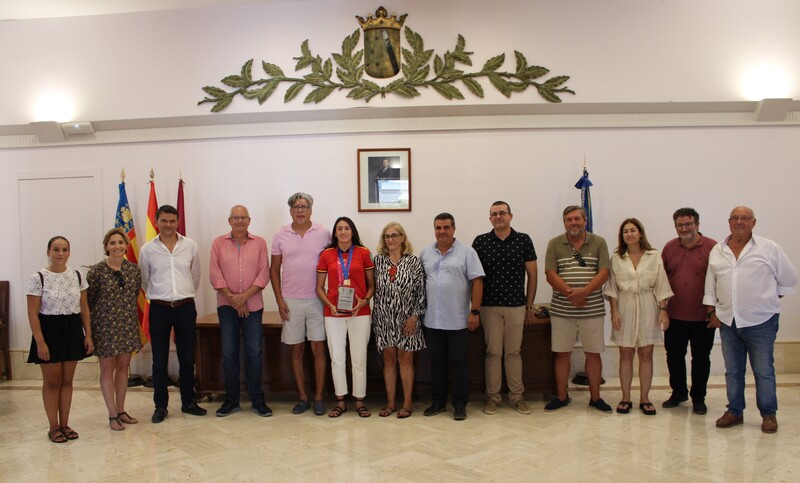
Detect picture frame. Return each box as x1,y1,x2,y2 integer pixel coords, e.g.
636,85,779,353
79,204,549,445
357,148,411,212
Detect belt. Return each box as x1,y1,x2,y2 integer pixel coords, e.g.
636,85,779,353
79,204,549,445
150,298,194,308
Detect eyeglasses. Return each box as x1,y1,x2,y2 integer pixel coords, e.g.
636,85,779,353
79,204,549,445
675,222,695,229
383,233,402,240
490,210,510,218
229,216,250,222
112,270,125,288
292,205,310,211
573,251,587,267
389,265,397,282
729,216,754,223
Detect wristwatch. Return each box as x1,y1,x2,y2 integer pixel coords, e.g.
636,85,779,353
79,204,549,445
470,309,480,316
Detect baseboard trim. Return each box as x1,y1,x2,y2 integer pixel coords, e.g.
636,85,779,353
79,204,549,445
7,341,800,381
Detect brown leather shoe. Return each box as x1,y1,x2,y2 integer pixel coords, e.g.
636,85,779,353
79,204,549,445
716,411,743,428
761,415,778,434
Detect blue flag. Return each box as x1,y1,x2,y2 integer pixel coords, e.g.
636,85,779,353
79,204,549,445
574,167,593,233
115,182,135,233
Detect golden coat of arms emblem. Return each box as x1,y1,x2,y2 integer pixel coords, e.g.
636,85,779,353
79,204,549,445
356,7,407,79
200,5,574,110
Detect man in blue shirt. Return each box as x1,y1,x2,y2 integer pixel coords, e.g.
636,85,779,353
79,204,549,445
420,213,484,421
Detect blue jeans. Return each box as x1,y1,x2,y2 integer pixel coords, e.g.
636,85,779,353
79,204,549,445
218,306,265,405
719,314,779,417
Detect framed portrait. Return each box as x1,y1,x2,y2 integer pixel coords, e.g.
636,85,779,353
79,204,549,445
357,148,411,212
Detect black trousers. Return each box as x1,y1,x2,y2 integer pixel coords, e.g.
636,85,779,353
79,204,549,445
425,327,469,408
150,302,197,408
664,318,716,401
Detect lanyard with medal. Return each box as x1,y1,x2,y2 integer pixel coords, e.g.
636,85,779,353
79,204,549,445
336,246,356,312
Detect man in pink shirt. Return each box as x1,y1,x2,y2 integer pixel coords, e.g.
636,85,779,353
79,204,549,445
209,205,271,417
270,193,331,415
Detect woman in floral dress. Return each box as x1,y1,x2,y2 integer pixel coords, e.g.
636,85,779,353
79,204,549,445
87,228,143,430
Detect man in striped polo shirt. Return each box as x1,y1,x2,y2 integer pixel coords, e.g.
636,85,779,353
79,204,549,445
544,205,611,413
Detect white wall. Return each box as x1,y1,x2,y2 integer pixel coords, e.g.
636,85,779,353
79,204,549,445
1,0,799,125
2,125,799,349
1,0,800,349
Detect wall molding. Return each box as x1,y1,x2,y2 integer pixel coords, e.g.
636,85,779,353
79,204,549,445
2,101,799,149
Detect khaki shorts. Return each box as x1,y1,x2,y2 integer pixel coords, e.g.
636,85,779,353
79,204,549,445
550,315,605,353
281,298,326,344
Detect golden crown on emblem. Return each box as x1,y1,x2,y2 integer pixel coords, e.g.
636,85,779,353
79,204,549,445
356,6,407,31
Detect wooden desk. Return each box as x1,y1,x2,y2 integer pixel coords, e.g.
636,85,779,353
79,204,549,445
195,312,554,399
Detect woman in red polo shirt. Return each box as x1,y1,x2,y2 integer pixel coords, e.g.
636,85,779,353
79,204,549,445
316,216,375,417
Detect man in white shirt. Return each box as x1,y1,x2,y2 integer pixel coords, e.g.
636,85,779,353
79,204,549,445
704,206,797,434
140,205,205,423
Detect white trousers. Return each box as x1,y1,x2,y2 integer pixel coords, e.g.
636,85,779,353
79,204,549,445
324,315,371,398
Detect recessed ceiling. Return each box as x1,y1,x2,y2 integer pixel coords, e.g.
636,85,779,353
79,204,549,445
0,0,292,21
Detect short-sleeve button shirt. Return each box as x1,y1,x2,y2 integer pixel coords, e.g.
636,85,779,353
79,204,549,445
472,228,537,307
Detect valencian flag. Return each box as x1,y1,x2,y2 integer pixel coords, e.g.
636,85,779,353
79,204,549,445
575,166,594,233
114,178,150,344
176,177,186,236
141,175,160,342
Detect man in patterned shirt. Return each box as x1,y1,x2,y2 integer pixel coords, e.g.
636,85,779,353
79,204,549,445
472,201,537,416
543,205,611,413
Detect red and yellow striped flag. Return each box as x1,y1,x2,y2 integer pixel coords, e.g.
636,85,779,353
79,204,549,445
141,178,160,343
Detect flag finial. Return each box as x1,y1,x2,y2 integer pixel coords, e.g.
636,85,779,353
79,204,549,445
120,168,126,182
149,168,154,181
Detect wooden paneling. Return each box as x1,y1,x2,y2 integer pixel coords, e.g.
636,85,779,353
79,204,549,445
195,312,555,400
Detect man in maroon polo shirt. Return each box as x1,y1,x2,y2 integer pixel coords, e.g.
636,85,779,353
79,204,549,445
661,207,718,415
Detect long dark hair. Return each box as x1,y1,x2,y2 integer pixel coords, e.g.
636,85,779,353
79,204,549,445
47,235,70,251
327,216,366,249
616,218,653,255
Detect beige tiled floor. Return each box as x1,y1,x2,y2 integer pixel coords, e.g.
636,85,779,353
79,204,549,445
1,375,799,482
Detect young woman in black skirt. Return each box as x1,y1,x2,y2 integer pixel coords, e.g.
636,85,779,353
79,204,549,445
26,236,94,443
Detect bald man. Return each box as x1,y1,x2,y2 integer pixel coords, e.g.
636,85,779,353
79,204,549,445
704,206,797,434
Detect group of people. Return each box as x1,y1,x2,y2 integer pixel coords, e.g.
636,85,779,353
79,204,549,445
26,195,797,443
543,205,797,436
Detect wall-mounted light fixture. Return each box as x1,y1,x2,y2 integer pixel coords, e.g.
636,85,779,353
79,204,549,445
28,121,95,143
755,98,794,122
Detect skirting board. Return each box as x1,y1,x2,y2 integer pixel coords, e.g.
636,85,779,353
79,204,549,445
8,341,800,382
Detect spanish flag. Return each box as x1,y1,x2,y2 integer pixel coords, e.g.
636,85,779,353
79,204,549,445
141,178,160,343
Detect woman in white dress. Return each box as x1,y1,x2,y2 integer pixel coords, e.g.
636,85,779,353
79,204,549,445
604,219,672,416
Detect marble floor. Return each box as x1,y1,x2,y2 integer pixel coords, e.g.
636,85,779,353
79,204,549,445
1,375,799,482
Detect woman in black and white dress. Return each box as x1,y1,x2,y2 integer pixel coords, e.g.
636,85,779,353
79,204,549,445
372,222,426,418
26,236,93,443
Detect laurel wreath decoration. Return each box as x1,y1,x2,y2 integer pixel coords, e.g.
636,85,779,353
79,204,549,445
199,28,574,112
